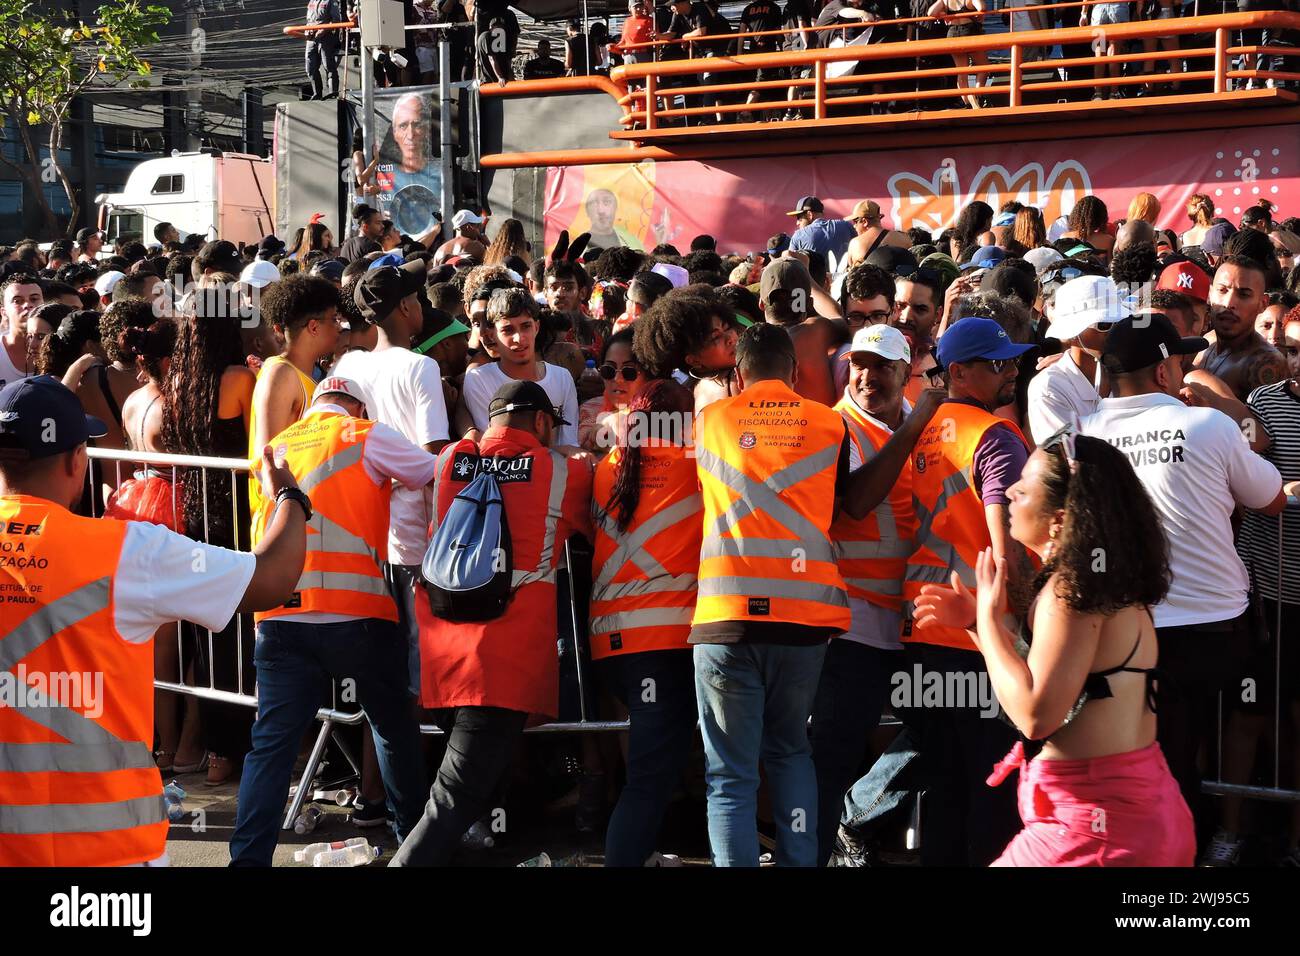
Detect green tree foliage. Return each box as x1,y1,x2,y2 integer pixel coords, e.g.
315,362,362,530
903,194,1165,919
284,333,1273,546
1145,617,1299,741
0,1,170,238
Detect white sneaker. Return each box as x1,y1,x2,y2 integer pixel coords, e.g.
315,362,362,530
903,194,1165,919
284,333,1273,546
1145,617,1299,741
1200,829,1243,867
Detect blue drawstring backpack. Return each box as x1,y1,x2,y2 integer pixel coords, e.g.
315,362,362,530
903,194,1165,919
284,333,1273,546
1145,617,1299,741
421,460,514,622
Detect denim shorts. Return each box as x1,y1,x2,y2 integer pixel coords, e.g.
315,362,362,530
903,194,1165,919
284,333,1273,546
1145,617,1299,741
1091,2,1131,25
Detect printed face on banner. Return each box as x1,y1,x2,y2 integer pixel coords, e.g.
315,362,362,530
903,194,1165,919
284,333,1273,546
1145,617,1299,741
544,162,655,253
543,126,1298,250
371,89,442,238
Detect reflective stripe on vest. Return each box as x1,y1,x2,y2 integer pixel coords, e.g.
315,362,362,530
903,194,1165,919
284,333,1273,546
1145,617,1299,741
510,450,569,589
589,443,702,659
0,575,164,835
253,416,395,621
593,494,702,587
0,794,166,836
590,605,696,634
832,399,913,611
0,579,156,777
693,382,849,630
903,405,1027,650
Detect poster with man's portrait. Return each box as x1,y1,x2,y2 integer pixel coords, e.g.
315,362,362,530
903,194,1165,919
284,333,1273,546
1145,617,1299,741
370,88,448,238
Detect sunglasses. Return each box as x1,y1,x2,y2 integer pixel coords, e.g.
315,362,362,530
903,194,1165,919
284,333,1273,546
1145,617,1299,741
1041,422,1079,468
978,357,1014,374
845,309,893,326
599,362,640,382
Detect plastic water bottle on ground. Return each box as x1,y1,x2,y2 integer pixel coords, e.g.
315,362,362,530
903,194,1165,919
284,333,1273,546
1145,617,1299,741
313,788,356,807
312,840,381,867
163,781,186,823
294,837,369,864
293,804,324,835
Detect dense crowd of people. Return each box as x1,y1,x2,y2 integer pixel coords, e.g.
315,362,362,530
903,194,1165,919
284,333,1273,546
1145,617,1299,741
1,184,1298,868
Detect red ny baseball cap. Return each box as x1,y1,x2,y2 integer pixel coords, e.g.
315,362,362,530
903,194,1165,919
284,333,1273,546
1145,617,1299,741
1156,261,1211,303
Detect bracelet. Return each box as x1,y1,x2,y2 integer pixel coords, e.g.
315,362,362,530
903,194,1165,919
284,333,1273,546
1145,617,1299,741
275,487,313,522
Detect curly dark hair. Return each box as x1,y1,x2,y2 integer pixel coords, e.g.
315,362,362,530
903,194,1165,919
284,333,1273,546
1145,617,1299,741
682,250,723,277
601,378,695,533
100,299,156,364
163,283,247,542
1109,241,1158,285
951,201,993,259
1223,230,1283,287
715,282,762,325
119,319,177,384
1068,196,1109,236
259,274,340,333
632,289,729,379
843,262,895,309
37,308,101,379
1035,434,1171,614
589,246,646,282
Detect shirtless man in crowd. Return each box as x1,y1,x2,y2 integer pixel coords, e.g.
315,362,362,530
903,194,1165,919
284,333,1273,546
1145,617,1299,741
1196,255,1289,401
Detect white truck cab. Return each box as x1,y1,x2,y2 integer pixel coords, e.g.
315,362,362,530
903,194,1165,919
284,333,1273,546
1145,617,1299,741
96,150,274,248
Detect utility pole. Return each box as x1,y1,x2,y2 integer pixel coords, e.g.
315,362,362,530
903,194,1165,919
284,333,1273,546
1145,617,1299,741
186,0,204,150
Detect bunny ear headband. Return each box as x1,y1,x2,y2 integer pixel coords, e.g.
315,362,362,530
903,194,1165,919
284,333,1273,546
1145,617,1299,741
548,230,592,267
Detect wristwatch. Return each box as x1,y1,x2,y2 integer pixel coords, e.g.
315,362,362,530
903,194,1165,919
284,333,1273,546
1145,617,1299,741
275,486,313,521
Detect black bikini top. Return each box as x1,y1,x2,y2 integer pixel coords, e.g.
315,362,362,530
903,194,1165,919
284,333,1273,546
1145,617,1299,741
1010,609,1160,741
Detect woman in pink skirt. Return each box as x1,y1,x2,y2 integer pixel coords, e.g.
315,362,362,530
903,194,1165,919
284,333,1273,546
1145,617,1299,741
914,426,1195,867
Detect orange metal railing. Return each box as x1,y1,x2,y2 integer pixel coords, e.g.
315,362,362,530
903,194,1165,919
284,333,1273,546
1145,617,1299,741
604,10,1300,133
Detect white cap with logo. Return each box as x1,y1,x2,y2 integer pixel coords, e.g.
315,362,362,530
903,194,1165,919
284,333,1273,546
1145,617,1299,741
451,210,485,230
312,376,370,413
848,324,911,363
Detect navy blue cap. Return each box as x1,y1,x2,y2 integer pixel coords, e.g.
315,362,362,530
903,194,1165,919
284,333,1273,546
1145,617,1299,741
961,245,1008,272
936,317,1035,367
312,258,346,282
0,376,107,460
367,251,405,270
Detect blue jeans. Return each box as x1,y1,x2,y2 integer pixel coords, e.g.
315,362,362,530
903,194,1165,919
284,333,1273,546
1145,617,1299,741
598,649,698,866
383,563,422,698
694,640,827,867
229,618,427,866
809,639,900,865
900,643,1019,866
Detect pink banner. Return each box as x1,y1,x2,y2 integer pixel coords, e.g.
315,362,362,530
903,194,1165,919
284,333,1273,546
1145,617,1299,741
544,124,1300,254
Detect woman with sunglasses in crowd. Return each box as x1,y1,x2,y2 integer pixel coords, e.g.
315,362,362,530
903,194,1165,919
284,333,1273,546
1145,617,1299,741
579,329,646,455
913,426,1195,866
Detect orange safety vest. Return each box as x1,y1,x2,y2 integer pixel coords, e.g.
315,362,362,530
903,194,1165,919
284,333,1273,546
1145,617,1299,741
0,495,167,867
589,443,702,659
250,410,396,623
418,427,593,718
903,400,1028,651
694,378,850,631
831,396,916,612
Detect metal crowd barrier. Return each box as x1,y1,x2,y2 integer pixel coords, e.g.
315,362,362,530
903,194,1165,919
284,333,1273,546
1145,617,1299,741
86,447,629,832
1202,495,1300,805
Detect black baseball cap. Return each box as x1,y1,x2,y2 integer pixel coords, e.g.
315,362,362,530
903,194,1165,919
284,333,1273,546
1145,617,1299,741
0,376,107,460
786,196,824,217
1101,312,1208,374
312,258,346,282
487,380,569,426
75,227,101,243
865,244,918,276
257,235,287,258
198,239,242,273
353,259,427,321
